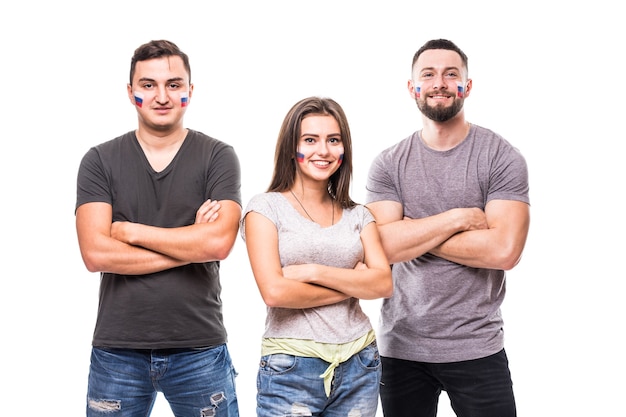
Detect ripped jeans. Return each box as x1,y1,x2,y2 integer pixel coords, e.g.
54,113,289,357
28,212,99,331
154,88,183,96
86,344,239,417
256,341,381,417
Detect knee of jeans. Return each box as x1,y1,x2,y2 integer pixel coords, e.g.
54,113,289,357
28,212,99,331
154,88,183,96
87,398,121,412
199,392,228,417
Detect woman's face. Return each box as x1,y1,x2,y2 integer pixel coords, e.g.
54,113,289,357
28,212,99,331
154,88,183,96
295,115,344,184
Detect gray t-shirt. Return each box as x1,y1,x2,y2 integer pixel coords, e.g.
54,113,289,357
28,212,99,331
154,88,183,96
365,124,529,363
76,129,241,349
241,192,374,344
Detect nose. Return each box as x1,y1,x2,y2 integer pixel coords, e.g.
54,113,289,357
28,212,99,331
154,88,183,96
432,74,447,90
316,140,330,156
155,86,169,104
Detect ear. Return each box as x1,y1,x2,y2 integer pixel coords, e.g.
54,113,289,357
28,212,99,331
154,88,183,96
127,84,135,105
463,78,473,98
408,79,418,99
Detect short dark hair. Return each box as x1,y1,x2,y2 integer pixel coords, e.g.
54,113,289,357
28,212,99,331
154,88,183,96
129,40,191,85
412,39,468,72
268,97,356,209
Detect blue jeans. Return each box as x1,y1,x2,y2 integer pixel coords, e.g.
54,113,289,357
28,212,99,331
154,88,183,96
256,342,381,417
380,349,516,417
86,344,239,417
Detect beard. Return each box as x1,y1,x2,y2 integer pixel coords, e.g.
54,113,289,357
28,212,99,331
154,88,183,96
416,96,464,122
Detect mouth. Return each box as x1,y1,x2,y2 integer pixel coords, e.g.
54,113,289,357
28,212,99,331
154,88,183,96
312,161,331,167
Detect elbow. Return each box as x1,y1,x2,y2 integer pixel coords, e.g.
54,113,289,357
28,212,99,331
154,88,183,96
260,288,284,308
80,251,105,273
197,236,236,262
494,246,524,271
500,253,522,271
380,274,394,299
364,271,393,300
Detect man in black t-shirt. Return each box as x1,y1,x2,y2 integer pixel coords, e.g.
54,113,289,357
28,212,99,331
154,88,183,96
75,39,241,417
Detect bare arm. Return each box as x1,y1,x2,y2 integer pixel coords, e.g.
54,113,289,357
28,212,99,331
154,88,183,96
282,222,392,300
243,211,350,309
366,200,488,264
76,202,186,274
430,199,530,270
110,200,241,263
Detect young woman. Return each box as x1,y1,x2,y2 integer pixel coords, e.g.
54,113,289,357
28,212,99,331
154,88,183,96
241,96,392,417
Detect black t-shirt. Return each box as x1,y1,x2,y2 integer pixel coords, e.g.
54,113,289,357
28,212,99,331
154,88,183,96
76,129,241,349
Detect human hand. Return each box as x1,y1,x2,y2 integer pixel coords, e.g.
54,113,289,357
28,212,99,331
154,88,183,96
282,264,317,282
456,207,488,231
353,261,368,270
195,199,221,224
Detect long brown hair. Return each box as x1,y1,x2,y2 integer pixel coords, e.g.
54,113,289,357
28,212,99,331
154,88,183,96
267,96,356,209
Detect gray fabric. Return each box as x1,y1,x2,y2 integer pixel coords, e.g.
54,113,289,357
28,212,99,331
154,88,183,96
365,124,529,362
76,129,241,349
241,192,374,344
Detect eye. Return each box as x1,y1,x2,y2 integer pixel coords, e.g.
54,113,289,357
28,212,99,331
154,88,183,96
303,137,315,144
142,82,154,89
329,137,342,144
168,83,181,89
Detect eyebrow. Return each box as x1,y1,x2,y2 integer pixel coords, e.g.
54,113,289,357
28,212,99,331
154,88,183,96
137,77,186,83
300,133,341,137
420,66,461,73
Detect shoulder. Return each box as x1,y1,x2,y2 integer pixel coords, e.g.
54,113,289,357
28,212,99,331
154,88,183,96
378,132,419,158
91,131,134,152
245,192,282,213
186,129,233,149
344,204,375,225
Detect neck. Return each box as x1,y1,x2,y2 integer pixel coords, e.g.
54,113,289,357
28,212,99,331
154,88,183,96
136,125,188,150
420,115,469,151
289,179,336,226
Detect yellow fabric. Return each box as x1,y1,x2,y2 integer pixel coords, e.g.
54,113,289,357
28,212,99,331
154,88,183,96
261,329,376,397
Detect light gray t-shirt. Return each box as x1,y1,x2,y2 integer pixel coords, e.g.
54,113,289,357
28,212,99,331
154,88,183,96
241,192,375,344
365,124,529,363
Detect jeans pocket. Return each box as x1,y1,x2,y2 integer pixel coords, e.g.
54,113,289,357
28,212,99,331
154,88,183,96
356,341,381,369
259,353,297,375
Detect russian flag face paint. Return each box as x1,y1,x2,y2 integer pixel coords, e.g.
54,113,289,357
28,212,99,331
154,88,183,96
296,152,305,163
133,91,144,108
180,91,189,107
414,82,422,98
456,82,465,98
338,154,344,165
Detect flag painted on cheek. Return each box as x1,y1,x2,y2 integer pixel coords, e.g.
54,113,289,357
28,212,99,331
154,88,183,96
296,152,305,163
456,82,464,98
180,91,188,107
133,92,143,108
414,82,422,98
338,154,344,165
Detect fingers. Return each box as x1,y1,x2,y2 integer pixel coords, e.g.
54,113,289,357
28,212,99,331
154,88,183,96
195,199,221,224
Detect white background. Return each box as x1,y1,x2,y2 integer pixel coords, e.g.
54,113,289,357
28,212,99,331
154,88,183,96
1,1,624,416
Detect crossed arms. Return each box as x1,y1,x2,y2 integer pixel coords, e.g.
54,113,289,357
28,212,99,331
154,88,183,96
366,199,530,270
76,199,241,275
243,211,392,309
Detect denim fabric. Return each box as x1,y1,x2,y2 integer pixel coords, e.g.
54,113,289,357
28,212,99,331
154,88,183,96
86,344,239,417
256,342,381,417
380,349,516,417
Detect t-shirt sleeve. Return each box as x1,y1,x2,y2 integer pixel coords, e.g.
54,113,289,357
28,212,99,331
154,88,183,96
75,147,111,212
488,143,530,205
240,193,278,242
206,143,242,206
364,151,401,205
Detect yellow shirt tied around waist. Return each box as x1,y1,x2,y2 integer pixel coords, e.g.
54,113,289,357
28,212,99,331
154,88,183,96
261,329,376,396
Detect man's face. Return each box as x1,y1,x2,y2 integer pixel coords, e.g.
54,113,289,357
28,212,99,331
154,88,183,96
127,56,193,132
409,49,470,122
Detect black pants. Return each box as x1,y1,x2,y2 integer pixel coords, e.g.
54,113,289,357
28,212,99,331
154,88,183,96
380,349,516,417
